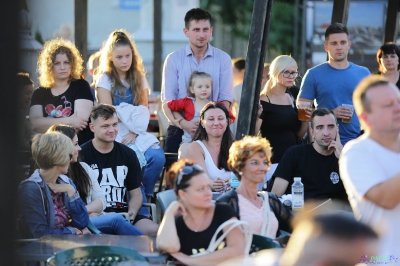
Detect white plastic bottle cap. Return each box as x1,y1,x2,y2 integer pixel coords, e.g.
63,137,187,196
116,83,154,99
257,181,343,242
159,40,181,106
294,177,301,182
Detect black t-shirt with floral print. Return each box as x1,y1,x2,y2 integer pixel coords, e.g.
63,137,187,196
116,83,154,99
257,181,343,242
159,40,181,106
31,79,94,145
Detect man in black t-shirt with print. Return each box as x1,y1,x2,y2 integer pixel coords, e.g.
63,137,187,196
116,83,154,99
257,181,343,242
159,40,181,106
80,104,159,235
271,108,349,204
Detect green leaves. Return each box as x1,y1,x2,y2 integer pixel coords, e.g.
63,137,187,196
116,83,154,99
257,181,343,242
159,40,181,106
200,0,296,55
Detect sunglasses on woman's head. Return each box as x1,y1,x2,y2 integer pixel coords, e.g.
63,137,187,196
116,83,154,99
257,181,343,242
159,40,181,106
176,164,203,185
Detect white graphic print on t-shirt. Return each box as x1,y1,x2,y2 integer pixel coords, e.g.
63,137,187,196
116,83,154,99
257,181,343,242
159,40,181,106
90,164,129,207
330,172,339,184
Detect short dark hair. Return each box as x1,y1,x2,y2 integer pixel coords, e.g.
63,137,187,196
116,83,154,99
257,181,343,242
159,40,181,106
325,23,349,43
90,103,116,122
310,108,337,128
184,8,212,29
376,43,400,72
17,72,33,90
232,58,246,71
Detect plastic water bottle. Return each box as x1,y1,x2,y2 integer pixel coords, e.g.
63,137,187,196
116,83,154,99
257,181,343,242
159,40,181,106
230,172,241,189
291,177,304,211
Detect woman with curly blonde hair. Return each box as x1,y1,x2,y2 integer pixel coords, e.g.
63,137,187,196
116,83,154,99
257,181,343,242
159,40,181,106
217,136,293,238
30,38,94,145
95,29,165,199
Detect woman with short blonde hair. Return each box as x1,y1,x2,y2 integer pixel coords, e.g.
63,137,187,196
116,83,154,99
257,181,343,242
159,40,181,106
18,132,89,238
30,38,94,145
31,132,73,169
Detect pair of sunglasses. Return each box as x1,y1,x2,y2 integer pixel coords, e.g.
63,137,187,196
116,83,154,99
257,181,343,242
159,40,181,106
176,164,203,185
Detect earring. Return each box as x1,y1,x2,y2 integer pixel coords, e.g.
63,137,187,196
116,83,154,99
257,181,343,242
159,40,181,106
239,172,243,176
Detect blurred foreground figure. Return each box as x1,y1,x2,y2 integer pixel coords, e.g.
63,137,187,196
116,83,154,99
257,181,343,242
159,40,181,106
280,210,379,266
340,75,400,258
218,209,379,266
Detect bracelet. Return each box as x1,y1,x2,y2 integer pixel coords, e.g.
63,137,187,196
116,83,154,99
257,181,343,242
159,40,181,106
69,191,80,202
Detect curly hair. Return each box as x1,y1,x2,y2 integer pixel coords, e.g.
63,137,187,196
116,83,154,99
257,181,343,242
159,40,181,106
228,136,272,181
37,38,84,88
95,29,146,105
192,102,233,171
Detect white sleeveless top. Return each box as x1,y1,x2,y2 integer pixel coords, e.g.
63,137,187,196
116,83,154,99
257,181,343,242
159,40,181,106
195,140,231,180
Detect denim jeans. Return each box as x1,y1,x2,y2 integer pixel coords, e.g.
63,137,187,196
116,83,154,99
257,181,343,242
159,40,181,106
137,185,151,217
164,125,183,153
91,213,143,235
142,144,166,196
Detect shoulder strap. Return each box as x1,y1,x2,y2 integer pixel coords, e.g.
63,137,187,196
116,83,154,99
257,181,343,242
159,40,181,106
206,220,252,255
265,95,271,103
286,93,294,108
259,192,271,236
190,219,252,257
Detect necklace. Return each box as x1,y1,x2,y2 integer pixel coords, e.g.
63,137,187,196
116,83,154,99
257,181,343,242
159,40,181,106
187,209,208,232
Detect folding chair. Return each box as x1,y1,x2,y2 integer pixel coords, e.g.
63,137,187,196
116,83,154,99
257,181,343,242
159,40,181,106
156,189,176,219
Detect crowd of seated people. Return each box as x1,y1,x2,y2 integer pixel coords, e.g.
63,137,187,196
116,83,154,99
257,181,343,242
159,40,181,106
17,6,400,266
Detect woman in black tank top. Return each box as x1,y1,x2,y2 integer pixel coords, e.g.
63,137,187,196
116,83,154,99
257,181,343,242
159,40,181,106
256,55,311,164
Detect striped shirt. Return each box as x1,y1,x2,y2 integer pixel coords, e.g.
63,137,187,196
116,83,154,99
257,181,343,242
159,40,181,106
161,44,233,103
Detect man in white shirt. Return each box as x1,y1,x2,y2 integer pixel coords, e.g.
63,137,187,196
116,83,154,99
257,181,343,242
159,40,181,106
340,75,400,259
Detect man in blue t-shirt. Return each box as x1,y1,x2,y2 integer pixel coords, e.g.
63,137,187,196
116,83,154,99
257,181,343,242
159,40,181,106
298,23,370,145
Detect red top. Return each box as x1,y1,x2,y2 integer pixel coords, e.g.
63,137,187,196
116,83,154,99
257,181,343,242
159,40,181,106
167,98,236,122
167,97,195,121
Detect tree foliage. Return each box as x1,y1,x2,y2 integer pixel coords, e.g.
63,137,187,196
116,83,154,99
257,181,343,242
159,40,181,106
200,0,296,55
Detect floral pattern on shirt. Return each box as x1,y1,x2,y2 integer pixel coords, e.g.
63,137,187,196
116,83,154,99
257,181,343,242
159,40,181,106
50,190,72,230
45,96,72,118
